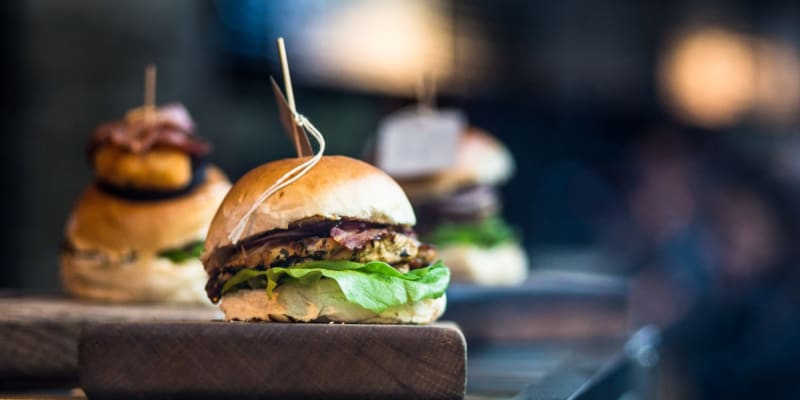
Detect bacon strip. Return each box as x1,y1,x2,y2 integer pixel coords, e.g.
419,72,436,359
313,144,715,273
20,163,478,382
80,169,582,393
204,218,417,274
330,226,388,250
240,219,406,252
88,103,211,160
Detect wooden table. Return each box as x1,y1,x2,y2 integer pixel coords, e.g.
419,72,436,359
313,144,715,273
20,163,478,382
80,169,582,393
466,340,624,399
0,270,629,399
0,339,624,399
0,292,220,388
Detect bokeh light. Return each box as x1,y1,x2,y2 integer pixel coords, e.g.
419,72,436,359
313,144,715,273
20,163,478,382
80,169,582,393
297,1,462,95
659,28,755,128
754,39,800,126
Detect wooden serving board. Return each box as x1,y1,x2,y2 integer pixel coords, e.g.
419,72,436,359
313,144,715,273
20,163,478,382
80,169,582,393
79,321,467,400
0,294,221,388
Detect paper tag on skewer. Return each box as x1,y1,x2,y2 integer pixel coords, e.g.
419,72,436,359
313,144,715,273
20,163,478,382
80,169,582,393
270,77,312,157
375,107,465,178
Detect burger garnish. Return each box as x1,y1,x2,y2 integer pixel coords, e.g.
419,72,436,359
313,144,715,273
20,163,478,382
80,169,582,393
204,217,439,303
158,241,206,264
424,217,518,249
62,239,205,266
218,259,448,316
88,104,213,198
88,104,210,158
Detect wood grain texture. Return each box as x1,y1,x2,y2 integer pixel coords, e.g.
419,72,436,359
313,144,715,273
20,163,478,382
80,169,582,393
79,321,467,400
0,295,220,388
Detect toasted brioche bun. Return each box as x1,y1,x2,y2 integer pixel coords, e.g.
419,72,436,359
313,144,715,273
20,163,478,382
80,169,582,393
61,166,230,304
204,155,416,255
398,127,514,201
220,280,446,323
441,242,528,285
60,254,211,304
66,166,230,256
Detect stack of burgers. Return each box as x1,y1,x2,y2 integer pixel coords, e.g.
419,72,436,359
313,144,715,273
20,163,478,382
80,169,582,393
60,104,231,304
395,127,529,285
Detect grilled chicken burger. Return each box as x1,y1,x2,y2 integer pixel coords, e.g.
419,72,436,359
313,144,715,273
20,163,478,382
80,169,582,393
60,104,231,304
396,127,528,285
203,156,450,323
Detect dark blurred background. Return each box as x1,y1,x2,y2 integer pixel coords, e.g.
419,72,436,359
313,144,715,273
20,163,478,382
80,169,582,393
2,0,794,289
3,0,800,397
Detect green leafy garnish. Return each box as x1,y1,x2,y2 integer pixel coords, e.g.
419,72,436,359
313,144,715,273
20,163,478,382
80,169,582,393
158,241,204,263
424,217,518,248
221,260,450,313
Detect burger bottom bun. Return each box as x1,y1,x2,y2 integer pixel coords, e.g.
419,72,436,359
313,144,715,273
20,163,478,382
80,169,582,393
220,280,446,324
60,252,211,305
441,242,529,286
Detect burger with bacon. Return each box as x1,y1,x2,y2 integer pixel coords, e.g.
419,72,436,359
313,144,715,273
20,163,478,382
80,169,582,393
202,155,450,323
60,104,231,304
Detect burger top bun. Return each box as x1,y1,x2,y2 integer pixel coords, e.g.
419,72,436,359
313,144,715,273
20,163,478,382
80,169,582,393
66,166,230,255
205,156,416,252
398,127,514,201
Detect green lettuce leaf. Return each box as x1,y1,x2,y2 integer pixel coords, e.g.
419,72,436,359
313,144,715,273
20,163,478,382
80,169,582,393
221,260,450,313
424,217,518,248
158,241,204,263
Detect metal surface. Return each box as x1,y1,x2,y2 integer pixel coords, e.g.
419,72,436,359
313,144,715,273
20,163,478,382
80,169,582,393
467,340,624,399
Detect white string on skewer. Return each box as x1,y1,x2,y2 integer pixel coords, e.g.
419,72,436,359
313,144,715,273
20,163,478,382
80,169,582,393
228,114,326,244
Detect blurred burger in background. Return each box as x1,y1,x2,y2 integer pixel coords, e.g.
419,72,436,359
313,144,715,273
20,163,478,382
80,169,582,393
372,120,528,286
60,103,231,304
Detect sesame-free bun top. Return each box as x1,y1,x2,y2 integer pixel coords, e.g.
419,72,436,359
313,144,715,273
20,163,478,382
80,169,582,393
398,127,514,201
66,166,230,256
204,156,416,252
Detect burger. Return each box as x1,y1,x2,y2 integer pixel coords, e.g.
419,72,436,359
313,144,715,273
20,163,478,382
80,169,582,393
60,104,231,304
202,156,450,323
395,127,528,285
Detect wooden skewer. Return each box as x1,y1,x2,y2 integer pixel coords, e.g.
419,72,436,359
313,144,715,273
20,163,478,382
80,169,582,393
144,64,157,111
277,38,296,113
417,72,436,110
277,37,307,157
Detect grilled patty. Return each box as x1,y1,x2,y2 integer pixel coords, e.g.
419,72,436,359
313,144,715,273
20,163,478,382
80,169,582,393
204,218,437,302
